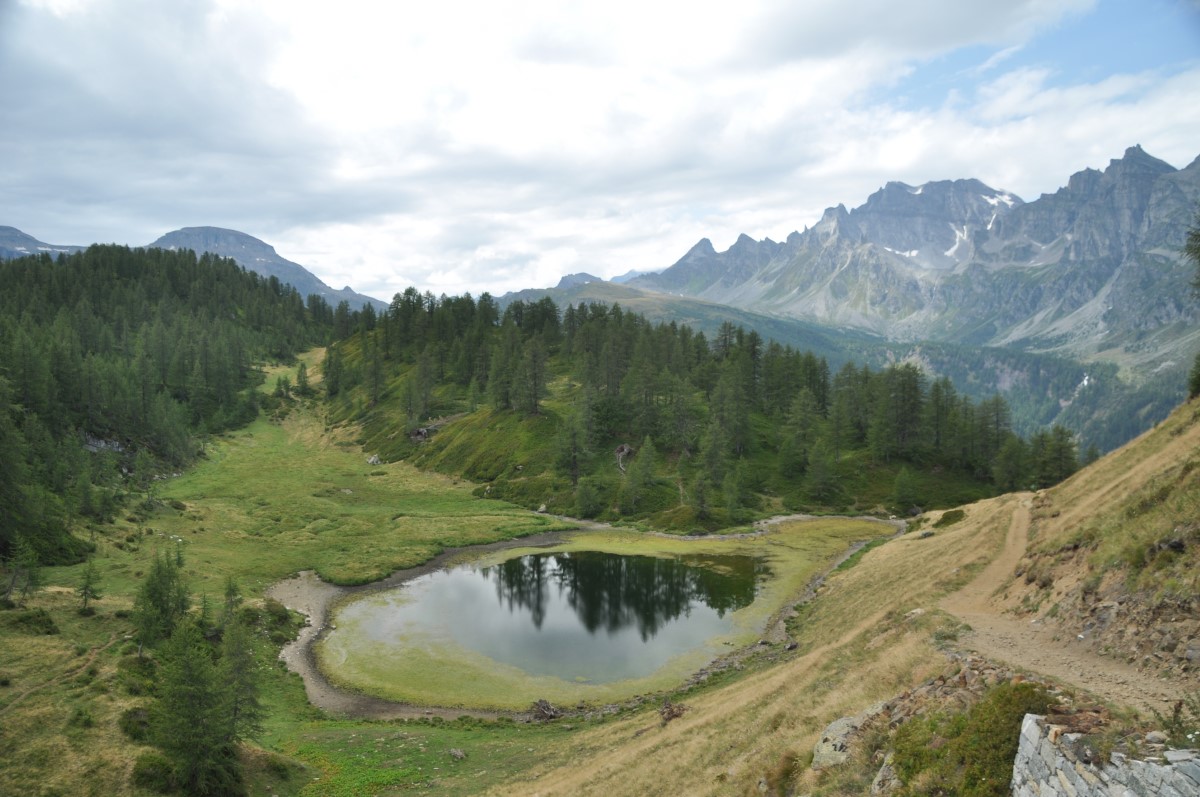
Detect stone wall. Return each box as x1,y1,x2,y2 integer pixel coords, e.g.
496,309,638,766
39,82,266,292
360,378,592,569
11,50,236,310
1011,714,1200,797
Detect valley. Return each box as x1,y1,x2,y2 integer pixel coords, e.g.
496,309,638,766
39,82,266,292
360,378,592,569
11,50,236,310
2,351,1197,795
0,147,1197,796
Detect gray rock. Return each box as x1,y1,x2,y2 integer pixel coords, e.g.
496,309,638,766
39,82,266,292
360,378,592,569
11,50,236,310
870,752,900,795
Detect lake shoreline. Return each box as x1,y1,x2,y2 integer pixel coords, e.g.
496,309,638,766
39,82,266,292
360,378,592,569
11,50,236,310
266,514,904,719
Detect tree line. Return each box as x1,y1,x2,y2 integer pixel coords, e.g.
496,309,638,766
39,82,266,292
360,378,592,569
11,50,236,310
324,289,1079,520
0,245,332,564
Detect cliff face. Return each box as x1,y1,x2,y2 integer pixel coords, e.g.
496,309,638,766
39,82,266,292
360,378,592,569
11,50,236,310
631,147,1200,377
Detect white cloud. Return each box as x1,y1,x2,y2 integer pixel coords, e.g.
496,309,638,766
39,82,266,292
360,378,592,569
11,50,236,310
0,0,1196,302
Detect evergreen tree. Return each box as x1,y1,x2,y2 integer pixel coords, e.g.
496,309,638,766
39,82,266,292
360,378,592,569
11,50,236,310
220,575,242,630
992,436,1029,493
575,478,603,518
779,388,822,478
133,550,190,654
621,436,657,512
804,440,839,503
891,466,920,512
689,473,711,520
76,557,102,612
151,620,240,795
295,361,310,396
3,536,40,603
218,618,265,745
555,406,593,486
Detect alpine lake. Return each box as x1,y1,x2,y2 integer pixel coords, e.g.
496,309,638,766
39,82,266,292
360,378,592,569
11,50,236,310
313,522,891,710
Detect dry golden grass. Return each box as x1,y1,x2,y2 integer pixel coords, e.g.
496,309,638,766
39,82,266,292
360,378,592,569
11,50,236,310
485,498,1021,796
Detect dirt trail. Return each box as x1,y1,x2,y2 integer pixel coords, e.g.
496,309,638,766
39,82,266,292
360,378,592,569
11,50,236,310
940,496,1179,712
0,633,121,718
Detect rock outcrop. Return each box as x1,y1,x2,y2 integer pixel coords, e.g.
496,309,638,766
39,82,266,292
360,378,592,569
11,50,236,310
1012,714,1200,797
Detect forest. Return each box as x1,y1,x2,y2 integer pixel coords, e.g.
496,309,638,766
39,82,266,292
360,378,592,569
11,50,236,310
323,287,1080,530
0,245,331,565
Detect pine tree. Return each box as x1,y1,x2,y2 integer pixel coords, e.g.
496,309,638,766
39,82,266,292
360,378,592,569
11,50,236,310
219,575,242,630
804,440,839,502
891,466,920,512
295,361,310,396
132,550,190,654
218,618,265,745
555,407,592,486
992,436,1029,492
151,620,240,795
76,557,102,612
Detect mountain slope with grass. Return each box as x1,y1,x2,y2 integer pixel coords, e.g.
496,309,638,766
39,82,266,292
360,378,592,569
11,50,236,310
488,397,1200,796
1,355,1197,796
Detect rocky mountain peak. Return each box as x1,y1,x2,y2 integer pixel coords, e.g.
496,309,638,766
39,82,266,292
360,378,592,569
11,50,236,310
147,226,386,311
151,226,281,258
556,272,602,289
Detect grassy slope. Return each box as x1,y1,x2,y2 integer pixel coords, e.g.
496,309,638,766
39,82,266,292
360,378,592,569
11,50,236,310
0,357,573,797
485,401,1200,796
343,359,994,531
4,358,1196,797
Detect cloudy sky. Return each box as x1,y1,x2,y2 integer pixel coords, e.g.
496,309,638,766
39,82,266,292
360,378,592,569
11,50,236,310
2,0,1198,301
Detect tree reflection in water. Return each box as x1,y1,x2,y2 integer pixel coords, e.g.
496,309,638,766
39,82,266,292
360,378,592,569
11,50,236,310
482,552,768,641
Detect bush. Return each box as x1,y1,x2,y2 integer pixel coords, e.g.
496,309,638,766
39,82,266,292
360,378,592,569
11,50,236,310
119,706,151,742
131,751,177,793
893,681,1055,797
933,509,966,529
0,608,59,635
117,654,157,696
67,705,95,728
262,597,290,628
1152,690,1200,748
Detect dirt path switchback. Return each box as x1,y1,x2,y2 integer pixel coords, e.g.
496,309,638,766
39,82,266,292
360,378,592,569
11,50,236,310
940,495,1180,712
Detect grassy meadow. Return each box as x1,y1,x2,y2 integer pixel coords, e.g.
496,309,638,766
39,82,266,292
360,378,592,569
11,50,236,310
0,357,900,797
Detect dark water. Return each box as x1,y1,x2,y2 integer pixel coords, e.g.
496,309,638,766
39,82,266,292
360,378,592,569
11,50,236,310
357,551,768,683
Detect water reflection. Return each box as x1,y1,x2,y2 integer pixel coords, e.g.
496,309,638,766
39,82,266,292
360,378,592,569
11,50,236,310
485,552,766,640
336,550,770,683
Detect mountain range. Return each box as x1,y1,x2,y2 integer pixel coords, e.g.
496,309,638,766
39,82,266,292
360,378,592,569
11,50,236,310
4,145,1197,451
0,225,386,312
630,145,1200,380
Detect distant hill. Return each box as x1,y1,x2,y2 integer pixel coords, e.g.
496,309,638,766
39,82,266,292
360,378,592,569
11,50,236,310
148,227,387,312
0,226,85,259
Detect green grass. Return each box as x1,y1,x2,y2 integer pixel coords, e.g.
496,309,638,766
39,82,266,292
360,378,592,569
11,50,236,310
7,390,903,797
832,537,892,573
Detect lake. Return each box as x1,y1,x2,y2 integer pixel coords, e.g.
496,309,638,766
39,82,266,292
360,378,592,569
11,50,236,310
327,550,768,684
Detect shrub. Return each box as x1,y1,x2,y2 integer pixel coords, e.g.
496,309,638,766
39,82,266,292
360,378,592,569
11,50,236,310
117,654,157,696
0,608,59,635
1152,690,1200,748
893,681,1055,797
67,705,95,728
934,509,966,529
262,597,290,627
131,751,177,793
119,706,151,742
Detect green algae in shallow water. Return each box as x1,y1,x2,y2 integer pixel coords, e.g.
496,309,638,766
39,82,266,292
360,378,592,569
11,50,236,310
316,519,892,709
334,551,766,685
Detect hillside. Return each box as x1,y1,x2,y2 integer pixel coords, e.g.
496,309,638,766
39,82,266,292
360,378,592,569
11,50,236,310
0,353,1196,796
490,398,1200,797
